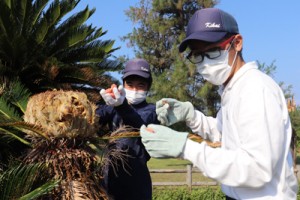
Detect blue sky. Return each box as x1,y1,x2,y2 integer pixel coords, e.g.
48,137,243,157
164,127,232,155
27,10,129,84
75,0,300,105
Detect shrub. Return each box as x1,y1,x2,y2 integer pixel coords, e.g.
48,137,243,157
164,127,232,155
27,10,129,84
152,186,225,200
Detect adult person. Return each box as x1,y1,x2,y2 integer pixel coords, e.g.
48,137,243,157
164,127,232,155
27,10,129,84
140,8,298,199
96,58,159,200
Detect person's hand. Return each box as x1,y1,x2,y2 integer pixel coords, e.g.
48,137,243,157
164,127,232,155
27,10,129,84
156,98,195,126
100,84,125,107
140,124,188,158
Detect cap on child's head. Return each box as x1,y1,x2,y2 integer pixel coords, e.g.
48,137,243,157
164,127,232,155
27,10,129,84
122,58,152,80
179,8,239,52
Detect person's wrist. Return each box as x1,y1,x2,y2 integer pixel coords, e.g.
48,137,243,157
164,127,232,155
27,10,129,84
184,102,195,122
172,131,189,157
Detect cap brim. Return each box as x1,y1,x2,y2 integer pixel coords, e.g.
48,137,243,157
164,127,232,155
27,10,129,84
122,71,150,79
179,31,228,52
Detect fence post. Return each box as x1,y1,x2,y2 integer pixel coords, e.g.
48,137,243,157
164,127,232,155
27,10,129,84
186,164,192,191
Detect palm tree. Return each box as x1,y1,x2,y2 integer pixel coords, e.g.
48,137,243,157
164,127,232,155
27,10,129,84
0,0,122,102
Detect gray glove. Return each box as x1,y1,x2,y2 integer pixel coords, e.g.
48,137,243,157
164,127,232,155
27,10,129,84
156,98,195,126
140,124,188,158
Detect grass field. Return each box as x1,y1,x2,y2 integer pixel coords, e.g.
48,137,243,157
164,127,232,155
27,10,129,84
148,158,213,183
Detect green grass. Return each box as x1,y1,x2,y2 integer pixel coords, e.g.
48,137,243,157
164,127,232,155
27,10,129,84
148,158,213,183
147,158,191,169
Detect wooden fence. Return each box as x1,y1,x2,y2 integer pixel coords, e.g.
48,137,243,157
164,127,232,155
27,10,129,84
149,164,218,189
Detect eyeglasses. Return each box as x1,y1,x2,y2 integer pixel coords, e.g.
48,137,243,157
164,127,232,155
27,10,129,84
186,35,236,64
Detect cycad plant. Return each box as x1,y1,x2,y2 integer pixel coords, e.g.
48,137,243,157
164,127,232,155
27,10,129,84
22,90,109,199
0,87,117,199
0,79,113,198
0,0,122,102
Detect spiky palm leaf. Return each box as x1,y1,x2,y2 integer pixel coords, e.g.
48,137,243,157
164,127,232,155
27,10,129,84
0,0,122,98
0,80,31,143
0,163,59,200
0,80,32,167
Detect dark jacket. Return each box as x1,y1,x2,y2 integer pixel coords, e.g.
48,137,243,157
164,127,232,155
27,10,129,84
96,100,159,200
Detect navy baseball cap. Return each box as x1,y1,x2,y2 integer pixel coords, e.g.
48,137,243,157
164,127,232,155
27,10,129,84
122,58,152,80
179,8,239,52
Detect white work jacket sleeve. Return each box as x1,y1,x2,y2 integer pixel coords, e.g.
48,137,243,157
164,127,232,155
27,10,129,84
182,82,291,188
186,110,222,142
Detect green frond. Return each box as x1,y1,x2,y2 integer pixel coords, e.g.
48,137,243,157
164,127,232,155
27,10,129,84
0,122,49,140
58,5,90,30
0,1,13,37
31,0,63,44
7,80,31,113
45,0,60,22
58,44,106,63
0,163,58,200
67,27,90,47
57,0,80,21
2,0,11,9
84,27,105,44
0,127,31,146
97,59,123,71
33,17,48,44
100,40,116,54
0,96,22,122
19,179,60,200
13,0,27,29
30,0,49,26
58,39,119,63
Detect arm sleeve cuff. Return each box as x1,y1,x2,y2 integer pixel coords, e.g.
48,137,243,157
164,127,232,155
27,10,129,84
182,139,205,166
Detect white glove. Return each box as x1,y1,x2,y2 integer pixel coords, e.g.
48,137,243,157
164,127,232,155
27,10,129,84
100,85,125,107
156,98,195,126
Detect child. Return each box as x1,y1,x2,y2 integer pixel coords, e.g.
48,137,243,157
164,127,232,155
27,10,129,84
96,58,159,200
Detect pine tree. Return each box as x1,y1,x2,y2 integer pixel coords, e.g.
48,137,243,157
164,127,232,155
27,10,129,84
123,0,220,116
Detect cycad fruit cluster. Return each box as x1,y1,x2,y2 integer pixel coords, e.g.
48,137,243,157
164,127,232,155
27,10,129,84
24,90,98,138
23,90,109,200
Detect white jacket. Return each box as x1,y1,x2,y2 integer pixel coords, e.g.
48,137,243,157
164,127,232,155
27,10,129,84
182,62,298,199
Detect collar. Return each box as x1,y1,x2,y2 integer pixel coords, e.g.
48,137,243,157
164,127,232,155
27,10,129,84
225,61,258,90
130,100,148,108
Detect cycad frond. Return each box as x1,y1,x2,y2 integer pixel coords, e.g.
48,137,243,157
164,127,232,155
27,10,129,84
0,163,59,200
0,121,49,140
0,127,30,146
0,1,13,37
56,0,79,22
58,5,91,30
84,27,105,44
0,96,22,122
30,0,49,27
5,80,31,113
19,179,60,200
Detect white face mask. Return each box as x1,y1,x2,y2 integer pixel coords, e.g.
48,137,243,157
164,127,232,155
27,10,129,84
125,88,147,105
196,46,237,86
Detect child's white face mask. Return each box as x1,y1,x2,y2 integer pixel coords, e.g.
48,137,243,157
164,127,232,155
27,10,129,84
125,89,147,105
